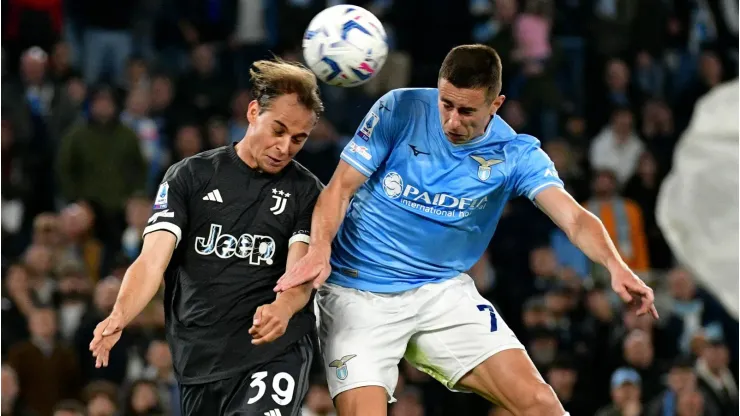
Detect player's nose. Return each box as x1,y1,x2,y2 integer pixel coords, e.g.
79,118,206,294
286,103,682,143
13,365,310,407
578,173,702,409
446,112,462,130
275,136,290,155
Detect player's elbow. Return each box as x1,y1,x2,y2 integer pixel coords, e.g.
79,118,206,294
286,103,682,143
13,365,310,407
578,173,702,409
135,232,177,278
566,207,600,240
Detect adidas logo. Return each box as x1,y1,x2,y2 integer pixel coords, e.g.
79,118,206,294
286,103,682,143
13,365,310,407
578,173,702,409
203,189,223,203
263,410,282,416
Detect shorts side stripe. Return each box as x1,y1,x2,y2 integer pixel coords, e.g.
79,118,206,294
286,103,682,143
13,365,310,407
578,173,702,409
290,335,313,416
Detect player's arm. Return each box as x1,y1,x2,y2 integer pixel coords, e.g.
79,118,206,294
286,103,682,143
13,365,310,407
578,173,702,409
110,232,175,326
90,163,191,367
275,92,399,291
250,242,313,345
515,143,657,318
273,242,312,311
309,160,369,251
534,188,625,274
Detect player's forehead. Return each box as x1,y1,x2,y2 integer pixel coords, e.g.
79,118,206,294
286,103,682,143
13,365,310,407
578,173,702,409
264,93,316,133
437,79,488,109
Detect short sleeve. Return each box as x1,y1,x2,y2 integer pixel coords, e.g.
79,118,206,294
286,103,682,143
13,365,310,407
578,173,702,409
289,176,323,247
340,91,399,177
142,162,191,247
512,144,564,201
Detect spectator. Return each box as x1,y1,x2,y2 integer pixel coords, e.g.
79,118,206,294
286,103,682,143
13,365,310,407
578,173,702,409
1,364,35,416
205,116,230,149
121,193,152,261
8,307,81,416
142,339,180,416
546,355,593,415
584,170,650,273
55,262,92,343
82,381,119,416
2,264,35,351
120,87,167,194
696,332,738,414
172,125,203,162
124,380,165,416
595,367,643,416
51,400,85,416
665,267,738,359
22,243,57,307
176,44,231,124
78,0,136,86
589,108,645,186
227,90,251,143
646,355,721,416
623,151,674,270
57,202,104,282
622,329,664,401
56,86,147,250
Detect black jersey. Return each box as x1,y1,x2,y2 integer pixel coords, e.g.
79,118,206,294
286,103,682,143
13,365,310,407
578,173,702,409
142,144,322,384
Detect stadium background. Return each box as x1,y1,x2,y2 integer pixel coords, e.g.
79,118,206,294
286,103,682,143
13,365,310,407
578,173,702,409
1,0,738,415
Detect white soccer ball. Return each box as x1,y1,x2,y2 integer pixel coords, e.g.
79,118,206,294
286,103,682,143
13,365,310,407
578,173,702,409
302,5,388,87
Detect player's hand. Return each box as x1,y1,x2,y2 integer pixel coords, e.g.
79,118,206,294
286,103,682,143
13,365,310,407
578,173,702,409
274,244,331,292
610,265,659,319
89,312,125,368
249,303,292,345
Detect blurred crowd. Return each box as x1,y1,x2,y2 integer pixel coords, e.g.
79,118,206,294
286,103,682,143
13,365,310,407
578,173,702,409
1,0,739,415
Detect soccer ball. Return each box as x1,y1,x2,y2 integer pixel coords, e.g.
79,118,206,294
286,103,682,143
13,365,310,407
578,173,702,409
302,5,388,87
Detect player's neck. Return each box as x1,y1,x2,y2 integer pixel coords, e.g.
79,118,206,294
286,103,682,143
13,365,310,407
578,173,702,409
234,139,260,170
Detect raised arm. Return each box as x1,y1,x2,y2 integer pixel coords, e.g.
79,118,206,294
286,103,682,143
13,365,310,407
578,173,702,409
274,161,368,291
534,187,658,319
275,91,401,292
511,141,657,319
309,160,369,250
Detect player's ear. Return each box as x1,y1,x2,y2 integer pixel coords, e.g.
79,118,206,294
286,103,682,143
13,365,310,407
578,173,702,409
491,95,506,114
247,100,260,124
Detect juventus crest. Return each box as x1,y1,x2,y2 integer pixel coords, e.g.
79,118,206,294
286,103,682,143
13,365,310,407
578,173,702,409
270,188,291,216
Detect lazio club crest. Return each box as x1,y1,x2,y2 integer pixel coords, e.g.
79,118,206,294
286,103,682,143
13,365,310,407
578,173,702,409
471,155,504,181
328,354,357,380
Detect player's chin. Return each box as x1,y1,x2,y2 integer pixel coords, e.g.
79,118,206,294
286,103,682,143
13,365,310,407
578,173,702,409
261,156,290,173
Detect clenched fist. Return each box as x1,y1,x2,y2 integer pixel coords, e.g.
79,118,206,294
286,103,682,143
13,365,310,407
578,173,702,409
249,302,293,345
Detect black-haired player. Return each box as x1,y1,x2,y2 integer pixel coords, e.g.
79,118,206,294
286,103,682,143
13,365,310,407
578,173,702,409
89,59,325,416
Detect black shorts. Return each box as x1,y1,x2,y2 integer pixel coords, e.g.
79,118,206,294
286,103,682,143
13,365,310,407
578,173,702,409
180,335,313,416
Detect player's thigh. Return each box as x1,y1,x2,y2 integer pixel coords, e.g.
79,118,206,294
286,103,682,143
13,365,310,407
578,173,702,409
181,335,314,416
458,349,564,415
405,274,525,391
180,380,227,416
316,283,414,403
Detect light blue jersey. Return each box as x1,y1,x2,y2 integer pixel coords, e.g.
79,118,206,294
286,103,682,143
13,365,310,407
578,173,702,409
329,88,564,293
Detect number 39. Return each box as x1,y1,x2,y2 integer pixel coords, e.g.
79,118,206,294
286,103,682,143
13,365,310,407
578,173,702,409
247,371,295,406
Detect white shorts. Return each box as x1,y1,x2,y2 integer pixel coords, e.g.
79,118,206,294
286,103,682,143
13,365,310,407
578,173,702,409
315,274,525,402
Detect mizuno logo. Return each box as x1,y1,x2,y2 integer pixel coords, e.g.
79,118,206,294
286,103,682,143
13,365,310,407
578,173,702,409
409,145,430,156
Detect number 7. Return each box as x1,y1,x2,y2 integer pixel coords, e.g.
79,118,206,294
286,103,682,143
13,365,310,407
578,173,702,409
477,304,498,332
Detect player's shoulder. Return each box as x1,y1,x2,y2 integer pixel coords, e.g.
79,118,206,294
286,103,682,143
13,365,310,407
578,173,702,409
486,116,543,158
284,160,324,195
169,146,233,177
382,88,437,112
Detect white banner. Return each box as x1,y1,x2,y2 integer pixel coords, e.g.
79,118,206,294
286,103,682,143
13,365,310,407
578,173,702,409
657,79,739,317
